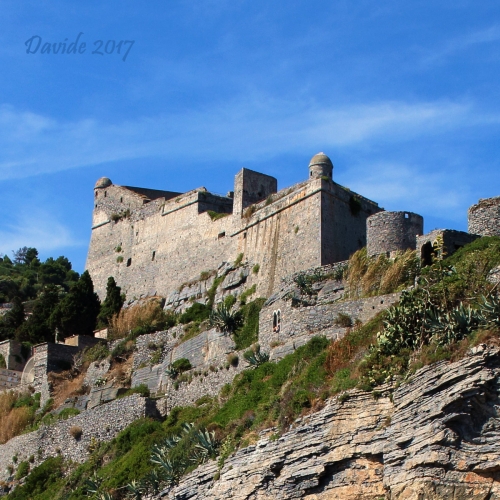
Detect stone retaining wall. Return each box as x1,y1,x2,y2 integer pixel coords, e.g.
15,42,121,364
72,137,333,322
0,394,158,482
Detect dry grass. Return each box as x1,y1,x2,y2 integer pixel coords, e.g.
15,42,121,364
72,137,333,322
346,248,419,298
0,391,33,444
109,301,165,339
48,370,87,408
325,335,356,376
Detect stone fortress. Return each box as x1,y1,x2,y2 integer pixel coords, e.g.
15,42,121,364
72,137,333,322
1,152,499,492
86,152,500,302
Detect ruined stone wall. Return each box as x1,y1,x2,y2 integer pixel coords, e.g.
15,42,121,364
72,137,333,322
367,211,423,257
0,340,25,371
468,195,500,236
417,229,479,264
0,395,158,482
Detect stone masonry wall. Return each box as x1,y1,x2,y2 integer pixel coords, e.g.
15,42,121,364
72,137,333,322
0,394,158,482
259,292,401,355
468,195,500,236
0,340,25,372
367,211,423,257
86,167,380,302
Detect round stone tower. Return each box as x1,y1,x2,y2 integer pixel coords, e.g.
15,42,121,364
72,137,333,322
309,152,333,180
468,196,500,236
367,211,424,257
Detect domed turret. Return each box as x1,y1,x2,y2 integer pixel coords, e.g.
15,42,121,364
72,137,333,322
309,152,333,180
94,177,112,189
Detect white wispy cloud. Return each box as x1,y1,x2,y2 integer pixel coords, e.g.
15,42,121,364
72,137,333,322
343,161,469,224
422,24,500,65
0,98,483,181
0,210,82,256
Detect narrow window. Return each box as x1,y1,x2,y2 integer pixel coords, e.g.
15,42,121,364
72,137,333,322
104,191,107,198
152,251,155,261
95,191,98,198
243,232,247,239
218,232,226,239
126,258,132,267
120,197,123,203
404,213,409,219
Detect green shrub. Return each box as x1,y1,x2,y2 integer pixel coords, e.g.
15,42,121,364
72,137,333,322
207,210,230,221
239,285,256,305
252,264,260,275
15,461,30,480
58,408,80,420
0,353,6,369
172,358,192,373
178,303,210,324
233,298,266,350
7,457,64,499
118,384,150,399
234,253,244,267
334,313,353,327
83,343,110,363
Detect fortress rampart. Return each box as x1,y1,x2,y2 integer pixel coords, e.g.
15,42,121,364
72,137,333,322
86,154,381,300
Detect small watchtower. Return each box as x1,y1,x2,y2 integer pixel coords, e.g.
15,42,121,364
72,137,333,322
308,152,333,180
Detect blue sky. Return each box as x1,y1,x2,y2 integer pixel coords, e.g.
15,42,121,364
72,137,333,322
1,1,499,272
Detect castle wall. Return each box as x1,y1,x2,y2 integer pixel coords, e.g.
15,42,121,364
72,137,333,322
86,164,381,302
367,211,423,257
321,183,381,264
468,196,500,236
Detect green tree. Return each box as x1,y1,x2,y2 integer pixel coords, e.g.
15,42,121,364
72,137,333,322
98,277,124,326
17,285,61,344
51,271,101,337
0,297,25,340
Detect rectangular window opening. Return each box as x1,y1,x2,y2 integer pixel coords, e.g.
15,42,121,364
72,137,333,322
126,258,132,267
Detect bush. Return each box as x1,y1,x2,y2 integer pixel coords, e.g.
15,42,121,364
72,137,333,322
334,313,353,327
15,461,29,480
83,343,110,363
227,353,239,367
178,303,210,324
118,384,150,398
172,358,192,373
233,298,266,350
70,425,83,439
0,353,6,369
58,408,80,420
209,303,243,333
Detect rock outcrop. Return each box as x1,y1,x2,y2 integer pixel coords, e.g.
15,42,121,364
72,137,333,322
160,345,500,499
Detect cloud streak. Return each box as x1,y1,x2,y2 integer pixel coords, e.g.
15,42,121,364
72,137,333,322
0,98,485,181
0,210,82,256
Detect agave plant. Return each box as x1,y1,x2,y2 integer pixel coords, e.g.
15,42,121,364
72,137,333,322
478,293,500,327
209,303,243,333
142,469,163,495
164,364,179,380
125,479,144,500
428,302,480,346
243,345,270,367
84,473,102,496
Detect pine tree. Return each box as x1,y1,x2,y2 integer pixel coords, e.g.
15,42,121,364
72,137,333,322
51,271,101,337
98,277,124,326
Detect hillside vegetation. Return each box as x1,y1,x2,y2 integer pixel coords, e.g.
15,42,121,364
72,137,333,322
3,237,500,499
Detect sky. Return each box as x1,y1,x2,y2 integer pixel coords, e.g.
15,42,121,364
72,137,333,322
1,1,499,272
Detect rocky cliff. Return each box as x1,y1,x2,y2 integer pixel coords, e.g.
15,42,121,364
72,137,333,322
160,345,500,499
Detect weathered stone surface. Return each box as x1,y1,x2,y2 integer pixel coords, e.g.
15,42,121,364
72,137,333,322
158,347,500,499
